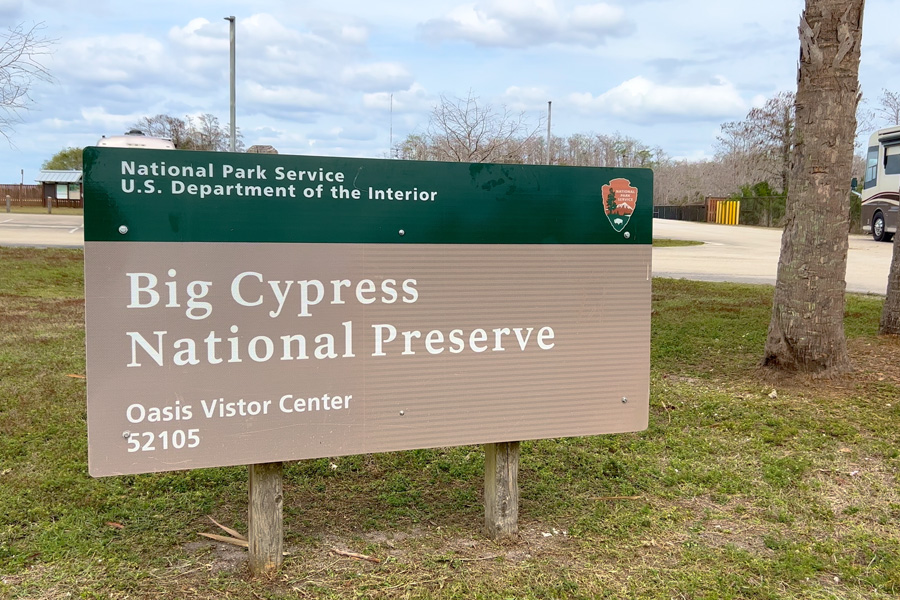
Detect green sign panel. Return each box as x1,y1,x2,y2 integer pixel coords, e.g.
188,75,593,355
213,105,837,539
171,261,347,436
83,147,652,244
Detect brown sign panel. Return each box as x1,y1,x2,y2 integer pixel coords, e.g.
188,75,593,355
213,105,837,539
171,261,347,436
85,242,650,476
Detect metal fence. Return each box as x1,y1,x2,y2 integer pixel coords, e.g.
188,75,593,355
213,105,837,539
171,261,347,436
735,196,786,228
656,194,863,233
654,204,707,222
656,198,781,227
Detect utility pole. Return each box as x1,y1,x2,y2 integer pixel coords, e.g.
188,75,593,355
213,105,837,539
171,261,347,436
225,16,236,152
546,101,552,166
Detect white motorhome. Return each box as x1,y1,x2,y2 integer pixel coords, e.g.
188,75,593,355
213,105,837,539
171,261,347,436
97,129,175,150
861,125,900,241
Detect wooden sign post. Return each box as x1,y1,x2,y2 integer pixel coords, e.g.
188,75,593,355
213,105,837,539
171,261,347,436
484,442,519,538
248,462,283,575
82,147,652,573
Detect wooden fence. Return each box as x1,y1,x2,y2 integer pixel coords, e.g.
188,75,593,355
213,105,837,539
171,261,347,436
0,184,44,206
0,184,84,208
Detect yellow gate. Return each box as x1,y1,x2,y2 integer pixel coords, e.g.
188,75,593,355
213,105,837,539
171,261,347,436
715,200,740,225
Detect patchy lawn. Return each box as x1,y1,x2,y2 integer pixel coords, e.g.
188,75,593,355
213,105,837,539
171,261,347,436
1,249,898,599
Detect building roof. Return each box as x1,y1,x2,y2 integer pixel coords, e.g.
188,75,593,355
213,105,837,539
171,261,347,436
36,170,82,183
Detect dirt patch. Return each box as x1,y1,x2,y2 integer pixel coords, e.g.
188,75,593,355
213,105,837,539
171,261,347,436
847,335,900,386
738,335,900,403
183,540,247,574
812,453,900,517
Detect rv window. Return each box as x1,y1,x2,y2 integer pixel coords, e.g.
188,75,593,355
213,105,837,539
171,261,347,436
886,145,900,176
864,145,878,189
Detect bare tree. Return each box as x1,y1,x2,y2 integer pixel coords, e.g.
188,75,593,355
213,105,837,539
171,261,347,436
129,113,242,151
763,0,865,374
754,92,795,194
394,133,430,161
131,114,195,148
715,121,759,191
653,158,737,206
194,113,243,152
423,91,542,163
875,88,900,126
715,92,795,195
0,22,52,138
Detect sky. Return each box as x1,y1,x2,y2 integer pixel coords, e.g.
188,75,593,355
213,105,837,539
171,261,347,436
1,0,899,184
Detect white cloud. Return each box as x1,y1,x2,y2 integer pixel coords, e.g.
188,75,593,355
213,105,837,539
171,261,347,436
569,4,625,32
362,83,432,113
80,106,143,133
54,35,167,84
570,76,748,123
244,82,333,112
340,63,413,92
422,4,507,46
229,14,373,89
419,0,632,47
35,107,144,139
488,0,558,22
340,25,369,45
241,13,306,46
501,86,550,111
168,18,229,54
310,125,379,142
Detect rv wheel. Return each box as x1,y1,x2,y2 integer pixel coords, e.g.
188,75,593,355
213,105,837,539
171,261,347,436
873,212,892,242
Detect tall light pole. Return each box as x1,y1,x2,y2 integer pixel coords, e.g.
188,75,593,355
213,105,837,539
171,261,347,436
225,16,236,152
546,101,552,166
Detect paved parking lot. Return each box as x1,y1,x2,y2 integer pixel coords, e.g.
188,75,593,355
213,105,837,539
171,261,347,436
1,214,893,295
653,218,893,295
0,214,84,248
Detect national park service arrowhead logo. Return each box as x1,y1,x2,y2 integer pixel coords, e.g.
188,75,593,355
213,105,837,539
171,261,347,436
601,178,638,233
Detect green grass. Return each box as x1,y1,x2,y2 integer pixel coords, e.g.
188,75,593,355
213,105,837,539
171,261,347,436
1,248,899,598
652,238,704,247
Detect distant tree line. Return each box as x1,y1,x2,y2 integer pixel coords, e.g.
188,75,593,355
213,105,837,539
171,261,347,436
39,89,898,213
395,88,899,214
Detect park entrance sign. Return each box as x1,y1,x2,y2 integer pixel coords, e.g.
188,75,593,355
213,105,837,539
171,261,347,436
83,147,652,477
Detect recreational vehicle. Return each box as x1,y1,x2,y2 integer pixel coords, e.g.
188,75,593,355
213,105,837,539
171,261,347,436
97,129,175,150
861,125,900,242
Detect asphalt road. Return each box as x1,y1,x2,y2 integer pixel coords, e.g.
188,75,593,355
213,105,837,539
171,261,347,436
653,218,893,296
0,214,894,295
0,213,84,248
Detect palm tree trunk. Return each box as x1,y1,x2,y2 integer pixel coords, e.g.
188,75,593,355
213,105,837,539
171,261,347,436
763,0,865,374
